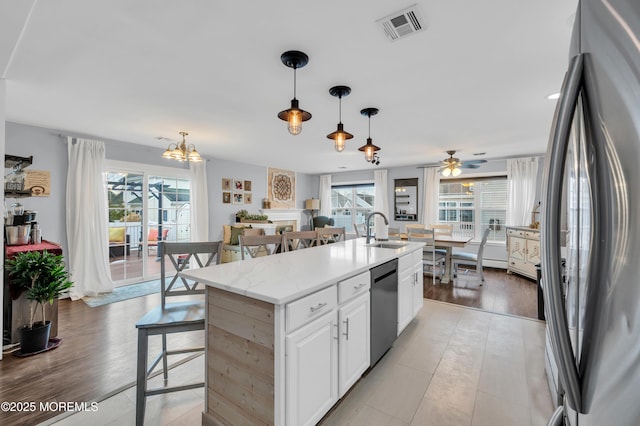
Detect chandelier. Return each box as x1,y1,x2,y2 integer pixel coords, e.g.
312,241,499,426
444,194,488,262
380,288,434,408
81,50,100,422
161,131,202,162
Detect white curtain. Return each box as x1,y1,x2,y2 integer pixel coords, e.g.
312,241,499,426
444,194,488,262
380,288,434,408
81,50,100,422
373,169,389,238
189,161,209,242
66,138,114,299
421,167,440,227
507,157,540,226
319,174,332,217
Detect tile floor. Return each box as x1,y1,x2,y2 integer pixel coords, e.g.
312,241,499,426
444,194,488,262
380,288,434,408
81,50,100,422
41,300,553,426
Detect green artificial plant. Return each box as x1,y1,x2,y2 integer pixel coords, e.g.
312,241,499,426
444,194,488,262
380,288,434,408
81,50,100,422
5,250,74,329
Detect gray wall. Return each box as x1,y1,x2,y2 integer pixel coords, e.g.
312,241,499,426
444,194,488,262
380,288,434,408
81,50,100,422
5,122,315,256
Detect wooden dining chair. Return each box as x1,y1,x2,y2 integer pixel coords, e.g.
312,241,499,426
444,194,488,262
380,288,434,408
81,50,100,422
388,227,401,240
430,224,453,237
408,228,445,285
316,227,346,245
135,241,221,426
283,230,318,251
239,234,284,259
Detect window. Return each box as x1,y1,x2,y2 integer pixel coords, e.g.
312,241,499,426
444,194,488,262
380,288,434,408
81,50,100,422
438,176,507,242
330,183,375,232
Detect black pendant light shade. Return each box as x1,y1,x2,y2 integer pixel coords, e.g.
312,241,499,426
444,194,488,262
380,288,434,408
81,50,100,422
326,85,353,152
278,51,311,135
358,108,381,162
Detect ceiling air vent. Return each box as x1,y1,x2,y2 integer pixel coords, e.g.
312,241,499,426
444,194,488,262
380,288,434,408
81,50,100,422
376,4,425,42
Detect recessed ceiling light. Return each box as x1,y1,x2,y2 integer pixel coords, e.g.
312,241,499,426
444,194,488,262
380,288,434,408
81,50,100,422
546,92,560,100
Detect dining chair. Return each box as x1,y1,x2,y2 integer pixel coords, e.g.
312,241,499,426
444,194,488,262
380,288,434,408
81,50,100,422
430,223,453,237
283,230,318,251
354,223,367,238
452,228,490,283
239,234,284,259
135,241,221,426
388,227,401,240
316,227,346,245
408,228,445,285
405,223,425,233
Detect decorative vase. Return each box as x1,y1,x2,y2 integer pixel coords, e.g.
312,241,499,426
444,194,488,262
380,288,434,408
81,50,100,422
19,321,51,354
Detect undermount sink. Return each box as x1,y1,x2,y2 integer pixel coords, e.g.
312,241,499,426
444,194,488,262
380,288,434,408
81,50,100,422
366,242,409,249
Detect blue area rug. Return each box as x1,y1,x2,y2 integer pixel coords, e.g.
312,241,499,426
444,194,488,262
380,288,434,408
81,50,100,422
82,280,161,307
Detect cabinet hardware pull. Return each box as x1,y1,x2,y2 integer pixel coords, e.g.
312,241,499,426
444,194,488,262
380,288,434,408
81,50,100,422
353,283,367,290
309,302,327,312
343,319,350,340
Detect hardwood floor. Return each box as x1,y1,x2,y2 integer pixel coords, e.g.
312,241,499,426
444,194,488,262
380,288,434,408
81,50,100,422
423,267,539,319
0,292,202,426
0,268,539,425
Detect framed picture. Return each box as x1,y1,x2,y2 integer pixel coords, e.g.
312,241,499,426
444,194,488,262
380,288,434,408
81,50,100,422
244,180,252,191
234,179,244,191
222,192,231,204
267,167,296,208
222,178,231,191
232,192,244,204
245,192,252,204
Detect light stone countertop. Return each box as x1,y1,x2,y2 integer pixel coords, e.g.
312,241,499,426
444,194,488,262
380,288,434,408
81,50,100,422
180,238,424,305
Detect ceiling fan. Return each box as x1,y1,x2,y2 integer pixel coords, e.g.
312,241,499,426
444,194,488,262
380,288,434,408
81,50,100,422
418,150,488,176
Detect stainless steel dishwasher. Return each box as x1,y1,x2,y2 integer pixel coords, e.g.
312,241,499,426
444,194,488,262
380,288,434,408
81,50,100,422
370,259,398,367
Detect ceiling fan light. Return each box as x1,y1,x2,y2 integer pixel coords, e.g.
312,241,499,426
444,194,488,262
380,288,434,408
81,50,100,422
442,167,452,177
452,167,462,177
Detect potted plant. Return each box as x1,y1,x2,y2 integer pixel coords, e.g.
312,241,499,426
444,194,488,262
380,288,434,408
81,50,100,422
4,250,73,354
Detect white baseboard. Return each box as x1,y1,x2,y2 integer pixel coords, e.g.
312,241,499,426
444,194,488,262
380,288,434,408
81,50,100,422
483,259,507,269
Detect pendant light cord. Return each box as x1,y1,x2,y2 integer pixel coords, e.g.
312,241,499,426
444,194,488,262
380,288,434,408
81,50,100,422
293,67,297,99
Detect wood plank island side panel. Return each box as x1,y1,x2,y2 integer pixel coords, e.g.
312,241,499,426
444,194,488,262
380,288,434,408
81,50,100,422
208,293,275,348
206,287,276,425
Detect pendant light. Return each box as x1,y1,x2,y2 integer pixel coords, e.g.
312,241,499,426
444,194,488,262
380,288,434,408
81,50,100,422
326,86,353,152
161,131,202,162
277,51,312,135
358,108,381,162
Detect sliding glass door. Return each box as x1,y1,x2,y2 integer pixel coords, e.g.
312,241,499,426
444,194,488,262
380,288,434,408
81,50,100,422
106,162,191,286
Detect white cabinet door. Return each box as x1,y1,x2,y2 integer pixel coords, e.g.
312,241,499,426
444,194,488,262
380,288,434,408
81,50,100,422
397,266,413,335
412,250,424,317
338,293,370,397
286,310,338,426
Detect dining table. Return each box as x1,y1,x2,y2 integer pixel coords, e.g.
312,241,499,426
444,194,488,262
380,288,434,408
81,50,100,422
400,233,472,284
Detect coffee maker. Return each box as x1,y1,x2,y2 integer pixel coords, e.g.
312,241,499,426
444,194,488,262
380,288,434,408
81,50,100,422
4,202,38,245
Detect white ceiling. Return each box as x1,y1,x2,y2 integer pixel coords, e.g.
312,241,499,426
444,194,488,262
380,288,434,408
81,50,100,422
2,0,577,174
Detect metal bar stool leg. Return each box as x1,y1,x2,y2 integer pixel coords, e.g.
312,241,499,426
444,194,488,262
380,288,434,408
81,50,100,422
136,328,149,426
161,333,169,381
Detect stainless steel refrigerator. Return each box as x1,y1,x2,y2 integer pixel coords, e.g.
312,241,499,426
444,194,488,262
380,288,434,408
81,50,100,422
541,0,640,425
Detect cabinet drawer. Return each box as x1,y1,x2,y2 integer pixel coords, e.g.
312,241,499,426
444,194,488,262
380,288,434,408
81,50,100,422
338,271,370,304
286,285,338,333
508,228,526,237
525,231,540,240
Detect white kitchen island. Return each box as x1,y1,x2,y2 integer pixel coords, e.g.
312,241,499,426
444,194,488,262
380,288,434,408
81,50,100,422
181,238,425,426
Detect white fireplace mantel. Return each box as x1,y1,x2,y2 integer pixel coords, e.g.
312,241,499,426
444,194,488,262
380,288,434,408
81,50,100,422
259,208,307,231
